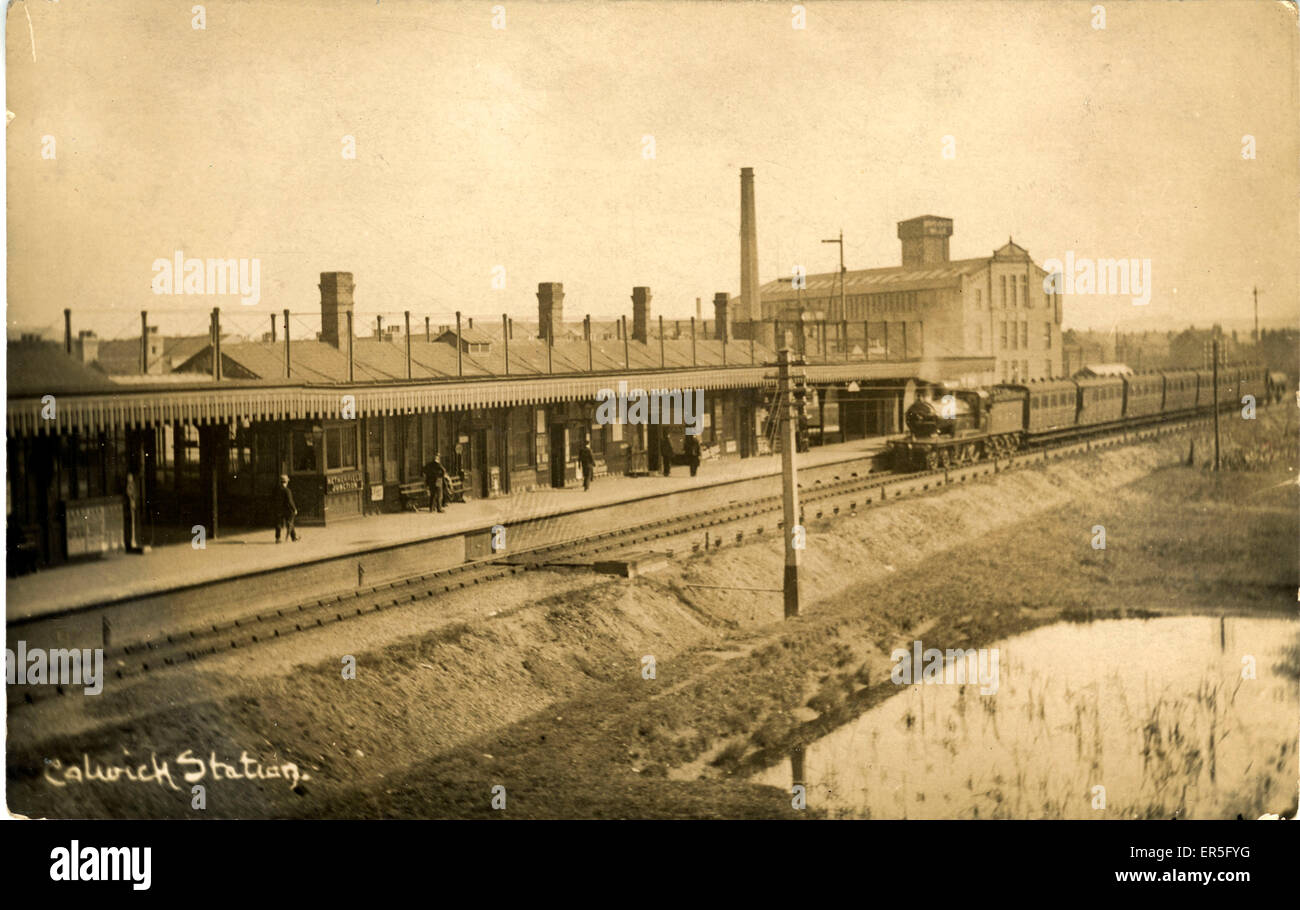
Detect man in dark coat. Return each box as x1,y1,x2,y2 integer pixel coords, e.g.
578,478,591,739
423,454,447,512
275,474,299,542
578,440,595,491
683,434,702,477
659,432,674,477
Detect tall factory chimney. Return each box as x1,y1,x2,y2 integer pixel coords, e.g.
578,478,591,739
319,272,354,349
739,167,761,324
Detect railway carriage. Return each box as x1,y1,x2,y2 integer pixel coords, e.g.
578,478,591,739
1076,377,1125,426
1006,379,1079,435
1159,369,1199,413
1122,371,1164,419
1238,366,1266,406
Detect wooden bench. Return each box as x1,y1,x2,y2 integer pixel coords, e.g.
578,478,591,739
398,480,431,512
445,473,467,503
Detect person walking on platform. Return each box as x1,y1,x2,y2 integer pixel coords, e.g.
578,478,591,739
659,432,674,477
683,434,702,477
275,474,299,543
423,454,447,513
579,439,596,491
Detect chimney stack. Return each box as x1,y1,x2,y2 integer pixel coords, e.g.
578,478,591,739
75,329,99,365
631,287,651,343
537,282,564,345
713,292,730,343
897,216,953,269
739,168,761,323
318,272,355,349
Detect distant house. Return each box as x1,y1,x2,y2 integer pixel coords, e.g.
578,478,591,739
1074,363,1133,378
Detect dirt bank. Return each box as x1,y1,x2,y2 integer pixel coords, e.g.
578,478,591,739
9,422,1297,819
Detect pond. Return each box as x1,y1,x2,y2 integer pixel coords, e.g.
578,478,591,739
752,616,1299,819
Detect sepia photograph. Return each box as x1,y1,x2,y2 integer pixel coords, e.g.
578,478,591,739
3,0,1298,883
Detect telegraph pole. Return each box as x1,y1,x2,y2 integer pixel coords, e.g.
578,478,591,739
777,348,802,618
1253,286,1259,345
1212,339,1221,471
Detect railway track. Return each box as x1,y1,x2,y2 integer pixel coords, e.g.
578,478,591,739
10,410,1216,704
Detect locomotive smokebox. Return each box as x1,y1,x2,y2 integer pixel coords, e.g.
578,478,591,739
906,392,975,438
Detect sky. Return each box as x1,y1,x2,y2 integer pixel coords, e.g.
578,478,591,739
6,0,1298,342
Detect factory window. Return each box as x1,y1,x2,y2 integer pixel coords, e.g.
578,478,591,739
975,289,982,308
1000,322,1008,349
1044,322,1052,348
1000,276,1007,306
1019,275,1027,306
1020,322,1028,349
1045,361,1052,380
1021,361,1029,381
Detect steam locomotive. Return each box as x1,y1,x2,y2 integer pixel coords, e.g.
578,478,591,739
888,365,1279,472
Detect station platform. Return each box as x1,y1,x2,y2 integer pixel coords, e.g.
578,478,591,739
6,438,890,623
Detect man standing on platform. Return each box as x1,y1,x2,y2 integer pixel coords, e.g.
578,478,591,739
275,474,299,542
423,454,447,513
659,432,674,477
579,438,595,491
683,434,702,477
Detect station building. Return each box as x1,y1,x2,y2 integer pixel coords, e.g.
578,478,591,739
7,271,993,574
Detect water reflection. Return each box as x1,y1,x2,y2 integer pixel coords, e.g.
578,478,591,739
753,616,1298,819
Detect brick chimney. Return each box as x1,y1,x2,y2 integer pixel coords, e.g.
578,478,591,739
631,287,651,343
75,329,99,365
319,272,354,349
537,282,564,345
713,292,730,343
897,216,953,269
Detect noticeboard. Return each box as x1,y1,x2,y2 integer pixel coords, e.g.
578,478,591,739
62,497,125,558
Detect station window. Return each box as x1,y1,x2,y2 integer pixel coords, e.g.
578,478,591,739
510,407,534,469
325,425,358,471
366,421,383,482
292,428,318,473
383,416,400,480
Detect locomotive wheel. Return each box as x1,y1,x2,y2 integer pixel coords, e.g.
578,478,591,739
941,449,953,468
925,451,940,470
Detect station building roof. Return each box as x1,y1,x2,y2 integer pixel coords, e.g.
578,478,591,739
7,334,995,436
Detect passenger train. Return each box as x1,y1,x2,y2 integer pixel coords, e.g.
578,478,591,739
889,365,1282,472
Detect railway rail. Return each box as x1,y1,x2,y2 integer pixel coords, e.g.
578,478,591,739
10,410,1218,705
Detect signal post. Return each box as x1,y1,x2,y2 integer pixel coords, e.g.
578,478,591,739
777,348,803,618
